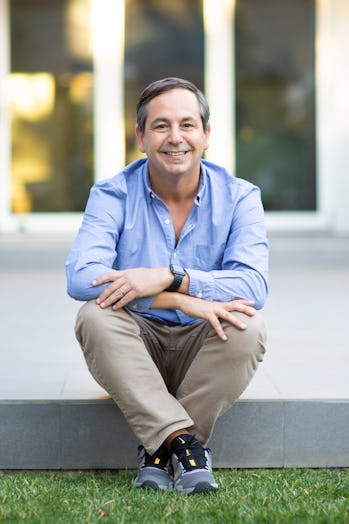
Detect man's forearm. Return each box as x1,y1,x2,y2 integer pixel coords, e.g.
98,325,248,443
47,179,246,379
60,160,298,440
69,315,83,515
150,291,183,310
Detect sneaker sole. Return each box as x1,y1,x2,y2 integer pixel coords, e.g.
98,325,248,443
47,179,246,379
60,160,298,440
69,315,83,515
174,481,218,494
192,481,218,494
135,480,171,490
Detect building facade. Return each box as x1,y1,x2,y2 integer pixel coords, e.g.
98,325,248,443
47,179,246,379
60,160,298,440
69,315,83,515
0,0,348,234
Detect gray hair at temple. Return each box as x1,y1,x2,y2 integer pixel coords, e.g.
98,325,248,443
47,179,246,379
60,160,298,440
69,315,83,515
136,77,210,134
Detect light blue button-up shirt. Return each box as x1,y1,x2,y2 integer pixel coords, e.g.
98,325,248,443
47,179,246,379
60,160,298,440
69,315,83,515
66,158,268,325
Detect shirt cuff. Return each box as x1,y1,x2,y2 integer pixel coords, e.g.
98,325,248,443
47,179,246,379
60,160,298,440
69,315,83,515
186,268,215,300
126,295,155,313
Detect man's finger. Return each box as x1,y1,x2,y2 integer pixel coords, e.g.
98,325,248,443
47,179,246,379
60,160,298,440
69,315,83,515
226,302,256,317
221,310,247,330
234,299,255,306
92,271,118,286
97,280,127,307
208,315,228,341
112,289,136,310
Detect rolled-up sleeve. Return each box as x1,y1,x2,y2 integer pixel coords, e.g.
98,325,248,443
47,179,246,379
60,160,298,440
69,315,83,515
65,177,158,312
186,186,268,310
65,183,123,301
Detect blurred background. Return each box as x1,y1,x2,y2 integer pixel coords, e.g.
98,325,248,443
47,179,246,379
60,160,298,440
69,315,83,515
0,0,348,235
0,0,348,404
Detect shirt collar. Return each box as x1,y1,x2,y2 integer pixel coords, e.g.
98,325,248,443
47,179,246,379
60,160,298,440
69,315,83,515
195,163,206,206
142,161,155,203
142,159,207,205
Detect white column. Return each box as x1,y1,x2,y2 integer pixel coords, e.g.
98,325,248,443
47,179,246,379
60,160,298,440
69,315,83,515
331,0,349,234
204,0,235,174
92,0,125,181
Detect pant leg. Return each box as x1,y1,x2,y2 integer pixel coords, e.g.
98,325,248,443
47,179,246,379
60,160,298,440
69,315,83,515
75,300,194,455
175,311,267,446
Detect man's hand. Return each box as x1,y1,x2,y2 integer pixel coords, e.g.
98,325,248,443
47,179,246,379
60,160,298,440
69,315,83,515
151,292,256,341
179,296,256,340
93,267,172,309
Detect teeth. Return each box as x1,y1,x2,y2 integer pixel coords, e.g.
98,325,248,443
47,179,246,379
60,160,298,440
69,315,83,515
165,151,186,156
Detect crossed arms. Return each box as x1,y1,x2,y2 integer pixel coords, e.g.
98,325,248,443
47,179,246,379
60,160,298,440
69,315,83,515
93,267,256,341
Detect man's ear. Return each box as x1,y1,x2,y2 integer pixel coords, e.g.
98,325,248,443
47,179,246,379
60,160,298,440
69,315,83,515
135,125,146,153
203,123,211,151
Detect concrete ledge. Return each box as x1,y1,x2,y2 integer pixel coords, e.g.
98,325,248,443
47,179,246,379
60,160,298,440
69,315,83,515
1,399,348,469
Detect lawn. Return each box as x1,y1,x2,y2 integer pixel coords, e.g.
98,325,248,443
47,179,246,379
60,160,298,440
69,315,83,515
0,469,348,523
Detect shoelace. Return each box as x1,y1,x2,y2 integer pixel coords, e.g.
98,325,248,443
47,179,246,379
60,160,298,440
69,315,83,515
174,436,208,471
142,446,169,470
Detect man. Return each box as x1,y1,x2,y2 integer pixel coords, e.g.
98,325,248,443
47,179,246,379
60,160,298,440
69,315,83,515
66,77,268,494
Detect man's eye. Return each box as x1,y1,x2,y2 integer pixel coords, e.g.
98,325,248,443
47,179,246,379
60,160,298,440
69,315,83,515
183,123,194,128
155,124,167,130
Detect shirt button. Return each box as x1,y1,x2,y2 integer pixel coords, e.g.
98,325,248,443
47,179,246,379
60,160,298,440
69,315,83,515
131,304,138,310
173,252,177,258
196,292,203,298
164,219,170,225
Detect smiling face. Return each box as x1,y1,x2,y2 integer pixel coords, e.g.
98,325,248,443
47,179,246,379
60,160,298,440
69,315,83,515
135,88,210,184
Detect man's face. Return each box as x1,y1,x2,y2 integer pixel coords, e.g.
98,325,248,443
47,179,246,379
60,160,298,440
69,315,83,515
136,88,210,181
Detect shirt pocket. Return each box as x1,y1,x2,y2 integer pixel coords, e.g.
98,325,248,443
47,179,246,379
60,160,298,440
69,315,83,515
194,243,225,270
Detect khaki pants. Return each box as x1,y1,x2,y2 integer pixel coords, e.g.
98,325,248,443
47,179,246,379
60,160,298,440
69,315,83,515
75,301,267,454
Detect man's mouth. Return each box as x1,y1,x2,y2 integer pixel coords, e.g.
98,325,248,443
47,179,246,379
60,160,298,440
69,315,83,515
162,151,190,156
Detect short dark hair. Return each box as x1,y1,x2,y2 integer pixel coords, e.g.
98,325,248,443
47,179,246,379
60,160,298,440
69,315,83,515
136,77,210,133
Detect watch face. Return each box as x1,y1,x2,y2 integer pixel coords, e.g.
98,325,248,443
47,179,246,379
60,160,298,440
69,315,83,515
171,264,185,275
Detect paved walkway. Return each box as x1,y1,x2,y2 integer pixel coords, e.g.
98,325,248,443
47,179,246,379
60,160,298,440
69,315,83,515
0,234,348,401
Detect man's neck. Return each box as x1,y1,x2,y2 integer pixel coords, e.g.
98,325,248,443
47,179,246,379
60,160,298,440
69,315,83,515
149,170,200,204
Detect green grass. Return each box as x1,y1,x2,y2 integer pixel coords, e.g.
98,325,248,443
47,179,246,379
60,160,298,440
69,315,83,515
0,469,348,523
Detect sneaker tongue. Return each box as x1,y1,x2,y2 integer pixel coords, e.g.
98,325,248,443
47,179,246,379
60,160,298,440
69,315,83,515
171,434,207,470
171,433,195,450
144,446,169,469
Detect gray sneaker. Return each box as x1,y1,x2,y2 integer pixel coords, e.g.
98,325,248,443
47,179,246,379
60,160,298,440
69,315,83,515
171,434,218,494
134,445,173,490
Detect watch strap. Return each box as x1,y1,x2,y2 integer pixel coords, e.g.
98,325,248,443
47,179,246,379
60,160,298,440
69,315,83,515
166,265,185,292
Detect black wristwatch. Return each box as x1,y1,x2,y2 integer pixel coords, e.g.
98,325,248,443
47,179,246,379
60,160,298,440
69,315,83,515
166,264,186,292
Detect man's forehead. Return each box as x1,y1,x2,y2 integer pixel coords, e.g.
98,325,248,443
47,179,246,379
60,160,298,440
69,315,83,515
146,90,200,119
148,89,198,108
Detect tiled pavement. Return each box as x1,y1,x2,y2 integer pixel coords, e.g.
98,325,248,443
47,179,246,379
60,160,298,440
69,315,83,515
0,234,348,468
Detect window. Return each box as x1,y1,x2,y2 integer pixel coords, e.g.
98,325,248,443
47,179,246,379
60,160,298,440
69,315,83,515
9,0,93,213
235,0,316,211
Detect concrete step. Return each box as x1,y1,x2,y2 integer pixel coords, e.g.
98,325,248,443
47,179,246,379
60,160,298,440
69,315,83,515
1,398,348,469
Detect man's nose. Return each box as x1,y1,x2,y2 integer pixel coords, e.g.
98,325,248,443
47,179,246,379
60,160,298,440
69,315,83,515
168,125,183,143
